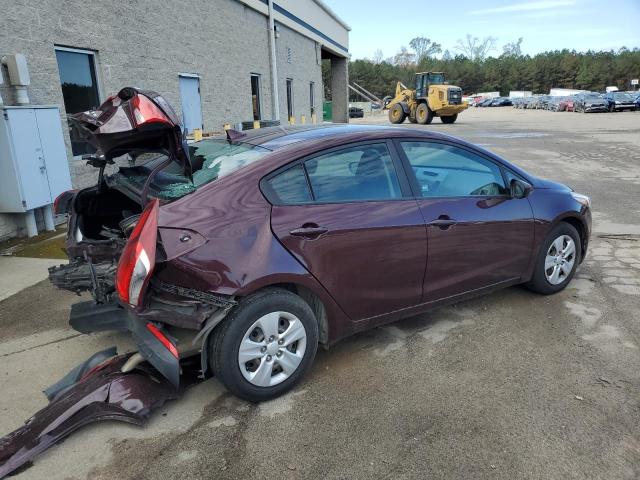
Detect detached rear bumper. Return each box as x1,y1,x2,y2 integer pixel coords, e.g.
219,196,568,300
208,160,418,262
70,300,181,387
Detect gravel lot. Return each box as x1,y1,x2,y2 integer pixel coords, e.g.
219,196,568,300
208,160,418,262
1,107,639,479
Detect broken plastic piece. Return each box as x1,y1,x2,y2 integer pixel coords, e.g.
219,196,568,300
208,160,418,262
0,352,188,478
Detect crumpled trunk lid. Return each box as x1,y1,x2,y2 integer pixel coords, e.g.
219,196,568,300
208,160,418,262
70,87,192,178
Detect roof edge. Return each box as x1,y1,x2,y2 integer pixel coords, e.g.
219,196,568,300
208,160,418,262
312,0,351,31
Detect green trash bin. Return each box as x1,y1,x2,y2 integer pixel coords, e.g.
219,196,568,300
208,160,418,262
322,101,332,121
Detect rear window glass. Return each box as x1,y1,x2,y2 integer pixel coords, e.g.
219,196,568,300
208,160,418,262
190,140,269,186
110,139,270,200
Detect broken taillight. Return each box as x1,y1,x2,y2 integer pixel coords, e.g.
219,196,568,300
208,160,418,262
116,199,159,306
131,94,172,127
53,190,76,215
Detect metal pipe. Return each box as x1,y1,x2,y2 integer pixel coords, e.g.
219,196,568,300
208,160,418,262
24,210,38,237
353,82,382,103
268,0,280,121
349,85,376,103
42,204,55,231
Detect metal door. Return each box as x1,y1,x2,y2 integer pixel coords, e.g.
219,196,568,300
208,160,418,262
270,142,426,322
179,75,203,134
6,108,51,210
34,108,72,200
418,197,534,301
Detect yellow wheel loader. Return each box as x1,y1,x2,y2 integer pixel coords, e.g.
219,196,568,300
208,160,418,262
384,72,467,125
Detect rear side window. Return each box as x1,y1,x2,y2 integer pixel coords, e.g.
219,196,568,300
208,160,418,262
304,144,401,202
400,141,508,197
264,165,312,204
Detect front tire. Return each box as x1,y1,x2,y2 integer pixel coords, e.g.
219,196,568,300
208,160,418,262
209,289,318,402
525,223,581,295
389,104,406,124
441,114,458,124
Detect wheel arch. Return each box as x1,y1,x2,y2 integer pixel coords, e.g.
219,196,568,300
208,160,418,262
263,283,330,345
199,281,332,380
557,215,587,259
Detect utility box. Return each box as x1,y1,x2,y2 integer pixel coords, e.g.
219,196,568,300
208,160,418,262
0,106,72,213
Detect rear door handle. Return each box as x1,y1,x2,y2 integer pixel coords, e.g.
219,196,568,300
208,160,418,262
429,216,457,230
290,226,329,237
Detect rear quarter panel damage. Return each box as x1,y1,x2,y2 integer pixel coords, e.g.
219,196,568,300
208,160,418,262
154,163,352,343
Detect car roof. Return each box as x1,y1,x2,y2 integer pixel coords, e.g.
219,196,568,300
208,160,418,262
217,124,457,151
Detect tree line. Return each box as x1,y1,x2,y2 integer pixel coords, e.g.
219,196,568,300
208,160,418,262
323,37,640,101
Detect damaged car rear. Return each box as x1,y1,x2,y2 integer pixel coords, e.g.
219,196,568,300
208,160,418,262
49,87,273,389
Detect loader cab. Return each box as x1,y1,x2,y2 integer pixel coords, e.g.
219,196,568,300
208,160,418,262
415,72,446,98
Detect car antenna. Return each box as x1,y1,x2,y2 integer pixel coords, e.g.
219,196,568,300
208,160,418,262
226,129,247,141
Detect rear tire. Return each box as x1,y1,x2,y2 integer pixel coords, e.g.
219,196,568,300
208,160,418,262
441,114,458,124
209,288,318,402
389,104,407,124
525,223,581,295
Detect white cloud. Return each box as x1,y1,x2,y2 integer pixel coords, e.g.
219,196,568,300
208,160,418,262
470,1,576,15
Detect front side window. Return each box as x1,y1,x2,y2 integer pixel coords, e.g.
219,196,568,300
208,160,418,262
55,47,100,155
304,144,401,202
400,142,507,197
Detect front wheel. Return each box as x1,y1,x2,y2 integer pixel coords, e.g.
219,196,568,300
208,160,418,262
525,223,581,295
209,289,318,402
389,104,406,124
441,114,458,124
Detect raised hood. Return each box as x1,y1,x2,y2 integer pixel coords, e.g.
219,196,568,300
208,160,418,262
69,87,192,177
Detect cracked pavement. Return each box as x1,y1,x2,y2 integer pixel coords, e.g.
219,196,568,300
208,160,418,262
1,108,639,479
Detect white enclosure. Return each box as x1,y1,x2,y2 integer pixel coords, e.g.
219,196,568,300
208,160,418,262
0,106,72,213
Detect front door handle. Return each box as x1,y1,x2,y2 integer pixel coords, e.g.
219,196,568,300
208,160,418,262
429,216,457,230
290,225,329,238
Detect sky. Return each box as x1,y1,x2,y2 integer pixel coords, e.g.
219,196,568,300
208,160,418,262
323,0,640,60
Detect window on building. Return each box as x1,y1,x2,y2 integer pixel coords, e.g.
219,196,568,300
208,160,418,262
286,78,294,121
250,74,261,121
310,82,315,117
55,47,100,156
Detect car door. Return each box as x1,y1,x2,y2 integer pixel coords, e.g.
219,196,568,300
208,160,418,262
396,140,535,302
265,142,427,322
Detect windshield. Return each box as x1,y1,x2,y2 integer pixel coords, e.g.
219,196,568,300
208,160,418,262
613,92,632,100
108,139,270,200
427,73,445,84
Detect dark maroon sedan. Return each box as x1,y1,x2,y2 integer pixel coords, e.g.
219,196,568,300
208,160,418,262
52,88,592,402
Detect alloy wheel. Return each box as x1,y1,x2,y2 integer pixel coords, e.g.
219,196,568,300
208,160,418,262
238,311,307,387
544,235,576,285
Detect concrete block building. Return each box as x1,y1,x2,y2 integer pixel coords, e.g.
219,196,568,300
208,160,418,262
0,0,350,240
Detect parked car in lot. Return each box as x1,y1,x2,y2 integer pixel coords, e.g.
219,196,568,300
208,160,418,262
547,97,565,111
476,98,494,107
51,87,592,402
573,93,608,113
489,97,513,107
348,106,364,118
603,91,637,112
558,96,575,112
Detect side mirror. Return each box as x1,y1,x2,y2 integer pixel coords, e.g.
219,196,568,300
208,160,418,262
510,178,533,199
